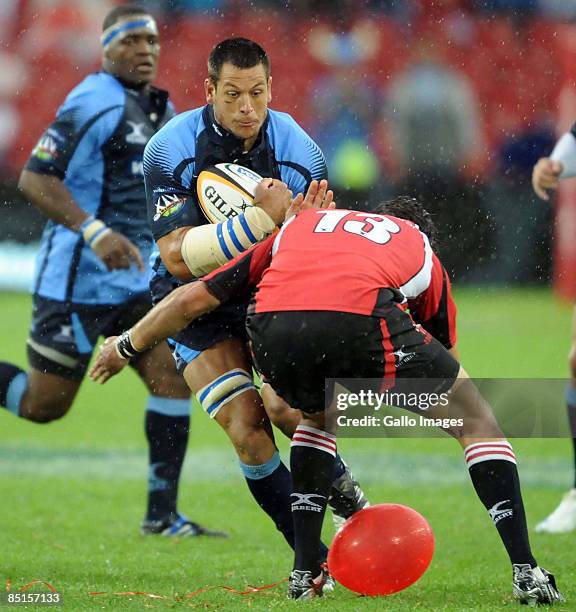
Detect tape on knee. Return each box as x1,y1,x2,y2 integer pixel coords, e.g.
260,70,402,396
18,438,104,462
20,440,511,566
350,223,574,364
197,368,256,419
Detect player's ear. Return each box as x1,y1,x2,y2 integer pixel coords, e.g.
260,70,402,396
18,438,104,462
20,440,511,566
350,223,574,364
267,76,272,103
205,78,215,103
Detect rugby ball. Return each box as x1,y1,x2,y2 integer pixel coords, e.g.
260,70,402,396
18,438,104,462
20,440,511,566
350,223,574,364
196,163,263,223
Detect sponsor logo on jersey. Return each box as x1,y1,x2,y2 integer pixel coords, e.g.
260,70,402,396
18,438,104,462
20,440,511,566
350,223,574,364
488,500,513,524
126,121,149,145
225,163,262,183
32,135,59,162
153,193,186,222
290,493,326,513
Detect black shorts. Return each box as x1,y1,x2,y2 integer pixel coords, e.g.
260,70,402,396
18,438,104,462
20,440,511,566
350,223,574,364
28,294,152,380
246,306,460,414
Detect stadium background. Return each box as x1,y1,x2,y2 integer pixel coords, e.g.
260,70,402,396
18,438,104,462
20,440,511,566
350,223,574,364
1,0,576,609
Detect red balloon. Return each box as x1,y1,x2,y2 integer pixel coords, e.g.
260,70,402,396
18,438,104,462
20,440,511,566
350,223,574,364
327,503,435,596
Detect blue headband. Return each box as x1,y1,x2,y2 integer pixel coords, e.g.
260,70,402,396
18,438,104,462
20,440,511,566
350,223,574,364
101,18,158,49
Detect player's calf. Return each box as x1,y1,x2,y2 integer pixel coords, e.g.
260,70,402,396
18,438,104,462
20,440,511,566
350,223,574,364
462,438,566,606
191,367,297,545
443,376,565,603
290,421,336,578
261,381,370,529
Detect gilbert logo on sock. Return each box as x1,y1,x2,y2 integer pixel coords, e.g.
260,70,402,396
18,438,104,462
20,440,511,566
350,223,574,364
488,499,513,524
291,493,325,513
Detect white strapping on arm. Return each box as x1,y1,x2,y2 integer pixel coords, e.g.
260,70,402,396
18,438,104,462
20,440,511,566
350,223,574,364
180,207,276,277
551,132,576,179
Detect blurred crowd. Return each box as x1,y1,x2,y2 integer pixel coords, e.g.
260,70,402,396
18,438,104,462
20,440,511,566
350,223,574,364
1,0,573,282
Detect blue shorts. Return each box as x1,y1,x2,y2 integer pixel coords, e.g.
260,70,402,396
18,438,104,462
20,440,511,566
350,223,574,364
28,294,152,380
168,300,248,374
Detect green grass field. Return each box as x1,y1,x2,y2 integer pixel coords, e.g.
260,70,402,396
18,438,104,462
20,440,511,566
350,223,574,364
1,287,575,610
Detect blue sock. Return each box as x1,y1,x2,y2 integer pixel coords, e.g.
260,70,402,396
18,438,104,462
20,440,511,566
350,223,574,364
241,452,295,548
145,396,191,522
240,451,329,560
333,453,346,480
0,362,28,416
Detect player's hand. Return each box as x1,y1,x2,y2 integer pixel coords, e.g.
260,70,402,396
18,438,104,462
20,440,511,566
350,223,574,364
285,179,335,221
91,230,145,271
253,178,292,225
89,336,128,384
532,158,564,201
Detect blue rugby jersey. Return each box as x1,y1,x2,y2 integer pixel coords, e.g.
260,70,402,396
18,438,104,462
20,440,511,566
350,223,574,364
27,72,175,304
143,104,327,302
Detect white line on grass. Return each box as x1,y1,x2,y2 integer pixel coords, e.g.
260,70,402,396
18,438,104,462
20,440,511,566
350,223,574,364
0,447,572,489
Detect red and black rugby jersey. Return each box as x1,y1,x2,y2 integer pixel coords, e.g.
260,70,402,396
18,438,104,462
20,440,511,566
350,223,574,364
203,209,457,348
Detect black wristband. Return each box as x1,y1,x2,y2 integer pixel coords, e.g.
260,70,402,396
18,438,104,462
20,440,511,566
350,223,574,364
115,331,139,360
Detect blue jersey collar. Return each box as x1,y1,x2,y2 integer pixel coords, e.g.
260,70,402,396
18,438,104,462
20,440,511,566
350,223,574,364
203,105,269,156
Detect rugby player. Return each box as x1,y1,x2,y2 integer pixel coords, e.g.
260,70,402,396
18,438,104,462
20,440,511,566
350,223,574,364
0,4,225,538
142,37,368,555
91,192,563,606
532,133,576,533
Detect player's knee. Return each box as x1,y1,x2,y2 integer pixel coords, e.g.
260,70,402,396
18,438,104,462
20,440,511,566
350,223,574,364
442,403,503,440
458,410,503,439
20,396,71,423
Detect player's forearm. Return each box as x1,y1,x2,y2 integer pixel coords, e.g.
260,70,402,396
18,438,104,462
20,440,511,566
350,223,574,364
18,170,89,230
130,281,220,351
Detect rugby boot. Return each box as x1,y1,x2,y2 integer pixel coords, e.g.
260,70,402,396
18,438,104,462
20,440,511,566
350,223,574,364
512,565,564,606
288,568,329,600
328,463,370,530
320,562,336,593
141,513,228,537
